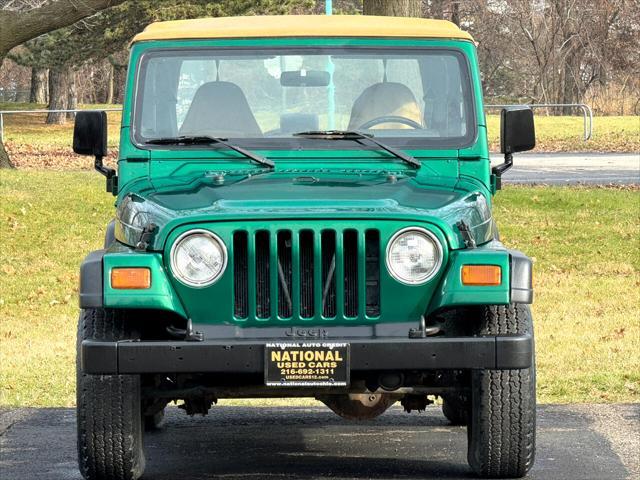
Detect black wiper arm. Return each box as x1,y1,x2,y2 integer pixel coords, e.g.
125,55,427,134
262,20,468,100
293,130,421,168
145,135,274,168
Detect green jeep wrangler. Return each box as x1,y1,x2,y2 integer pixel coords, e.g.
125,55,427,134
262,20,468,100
74,15,536,480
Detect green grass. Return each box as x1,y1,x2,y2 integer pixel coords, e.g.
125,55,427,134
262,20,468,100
0,170,638,407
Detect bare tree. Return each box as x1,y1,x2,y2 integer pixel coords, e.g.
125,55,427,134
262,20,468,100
0,0,126,168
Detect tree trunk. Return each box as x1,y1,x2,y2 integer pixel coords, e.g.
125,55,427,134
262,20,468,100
106,64,114,105
450,1,460,26
30,68,48,104
0,53,14,169
67,72,78,120
113,65,127,104
47,68,69,124
0,140,12,169
363,0,422,17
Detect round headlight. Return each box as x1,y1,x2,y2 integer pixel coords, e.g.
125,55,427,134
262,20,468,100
170,230,227,287
386,228,443,285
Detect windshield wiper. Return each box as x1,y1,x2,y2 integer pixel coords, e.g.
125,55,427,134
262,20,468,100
292,130,421,169
145,135,274,169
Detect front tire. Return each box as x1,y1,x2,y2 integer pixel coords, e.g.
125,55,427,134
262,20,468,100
467,304,536,478
76,308,145,480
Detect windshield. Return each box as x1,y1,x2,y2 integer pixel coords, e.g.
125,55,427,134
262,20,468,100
133,47,475,149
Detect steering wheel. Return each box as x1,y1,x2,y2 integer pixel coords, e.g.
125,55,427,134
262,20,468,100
358,115,423,130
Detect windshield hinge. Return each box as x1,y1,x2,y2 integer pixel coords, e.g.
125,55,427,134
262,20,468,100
456,220,477,249
135,223,157,251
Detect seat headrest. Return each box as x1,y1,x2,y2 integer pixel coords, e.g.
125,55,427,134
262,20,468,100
348,82,422,130
180,81,262,138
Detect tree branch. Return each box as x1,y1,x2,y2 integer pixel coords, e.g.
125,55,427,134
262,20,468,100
1,0,126,57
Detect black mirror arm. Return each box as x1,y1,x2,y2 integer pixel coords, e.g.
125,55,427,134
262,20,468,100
94,155,117,193
491,152,513,190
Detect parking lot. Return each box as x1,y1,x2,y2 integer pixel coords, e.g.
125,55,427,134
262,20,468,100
1,403,638,480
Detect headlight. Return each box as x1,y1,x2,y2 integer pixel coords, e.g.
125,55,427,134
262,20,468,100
386,227,443,285
170,230,227,287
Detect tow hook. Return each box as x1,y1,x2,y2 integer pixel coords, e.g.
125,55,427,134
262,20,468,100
409,316,440,338
166,318,204,342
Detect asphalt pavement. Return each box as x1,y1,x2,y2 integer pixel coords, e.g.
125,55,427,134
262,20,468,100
490,152,639,185
1,403,638,480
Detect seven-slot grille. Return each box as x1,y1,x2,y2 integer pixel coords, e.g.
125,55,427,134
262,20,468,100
233,229,380,321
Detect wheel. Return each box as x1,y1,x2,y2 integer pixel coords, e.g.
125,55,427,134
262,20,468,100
76,308,145,480
144,408,165,431
442,393,469,426
467,304,536,478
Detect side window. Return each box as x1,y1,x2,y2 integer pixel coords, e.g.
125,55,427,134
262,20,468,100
140,57,181,138
421,54,467,136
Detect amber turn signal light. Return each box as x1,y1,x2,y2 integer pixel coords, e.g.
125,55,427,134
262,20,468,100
111,268,151,289
461,265,501,286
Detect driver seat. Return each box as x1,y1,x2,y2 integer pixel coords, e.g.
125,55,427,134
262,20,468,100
180,81,262,137
348,82,422,130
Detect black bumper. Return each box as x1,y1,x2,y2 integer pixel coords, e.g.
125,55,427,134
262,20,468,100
81,335,533,375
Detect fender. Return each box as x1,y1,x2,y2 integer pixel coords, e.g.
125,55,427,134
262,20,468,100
509,249,533,303
79,220,115,309
426,245,533,315
79,249,105,308
104,219,115,248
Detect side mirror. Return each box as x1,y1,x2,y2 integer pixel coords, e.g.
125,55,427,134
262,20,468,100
493,106,535,190
500,106,535,154
73,111,107,156
73,111,116,193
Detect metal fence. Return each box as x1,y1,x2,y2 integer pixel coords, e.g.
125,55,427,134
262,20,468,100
0,104,594,144
485,103,593,141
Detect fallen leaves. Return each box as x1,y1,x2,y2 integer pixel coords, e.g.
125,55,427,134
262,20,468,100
4,141,117,171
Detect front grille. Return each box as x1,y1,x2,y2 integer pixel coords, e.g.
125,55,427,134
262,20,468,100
233,228,380,321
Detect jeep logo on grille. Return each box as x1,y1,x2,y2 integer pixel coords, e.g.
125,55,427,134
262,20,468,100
285,327,329,338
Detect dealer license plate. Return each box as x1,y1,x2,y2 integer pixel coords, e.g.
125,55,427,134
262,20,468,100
265,342,350,387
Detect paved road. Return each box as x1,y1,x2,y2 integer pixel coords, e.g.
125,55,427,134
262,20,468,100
1,403,638,480
490,153,639,184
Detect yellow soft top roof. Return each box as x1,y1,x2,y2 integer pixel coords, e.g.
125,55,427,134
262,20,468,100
132,15,473,43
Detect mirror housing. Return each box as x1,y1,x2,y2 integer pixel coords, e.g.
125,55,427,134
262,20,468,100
73,111,107,156
500,106,535,155
73,111,116,193
493,106,535,190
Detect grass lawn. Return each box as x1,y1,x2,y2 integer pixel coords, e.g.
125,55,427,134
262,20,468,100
1,103,638,170
1,170,638,407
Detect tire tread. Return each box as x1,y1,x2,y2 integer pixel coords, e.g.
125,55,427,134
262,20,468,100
77,308,145,480
467,304,536,478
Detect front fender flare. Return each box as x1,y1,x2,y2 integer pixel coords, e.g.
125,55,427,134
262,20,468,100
79,249,105,308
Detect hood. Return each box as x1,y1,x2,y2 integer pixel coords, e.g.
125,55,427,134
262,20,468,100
115,170,494,251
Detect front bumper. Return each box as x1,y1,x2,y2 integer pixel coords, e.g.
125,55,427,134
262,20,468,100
81,334,533,375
